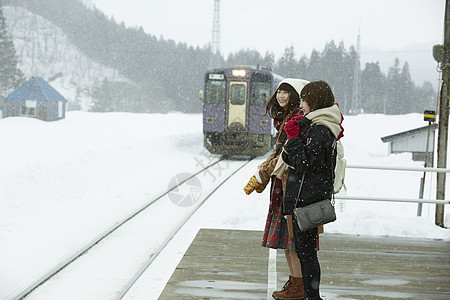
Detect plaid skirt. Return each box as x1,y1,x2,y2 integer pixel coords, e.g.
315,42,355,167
261,176,296,250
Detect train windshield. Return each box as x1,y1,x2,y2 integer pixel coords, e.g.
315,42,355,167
206,77,226,104
229,84,246,105
250,73,271,106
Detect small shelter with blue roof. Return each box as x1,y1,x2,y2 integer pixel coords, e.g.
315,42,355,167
4,76,67,121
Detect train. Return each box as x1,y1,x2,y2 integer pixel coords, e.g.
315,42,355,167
200,66,284,157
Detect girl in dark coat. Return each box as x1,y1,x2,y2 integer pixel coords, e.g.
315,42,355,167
281,80,344,300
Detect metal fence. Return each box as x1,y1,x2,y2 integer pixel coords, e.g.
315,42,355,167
334,164,450,205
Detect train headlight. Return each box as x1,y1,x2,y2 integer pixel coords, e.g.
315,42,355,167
232,69,246,77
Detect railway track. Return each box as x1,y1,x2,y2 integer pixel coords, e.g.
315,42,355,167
15,157,253,300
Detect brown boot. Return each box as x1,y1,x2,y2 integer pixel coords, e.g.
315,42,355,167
272,275,293,299
272,276,304,300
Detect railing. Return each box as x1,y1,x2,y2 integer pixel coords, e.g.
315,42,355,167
346,164,450,173
334,164,450,205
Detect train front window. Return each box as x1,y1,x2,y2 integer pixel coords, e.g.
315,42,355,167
230,83,246,105
206,79,226,104
250,73,271,106
250,82,271,106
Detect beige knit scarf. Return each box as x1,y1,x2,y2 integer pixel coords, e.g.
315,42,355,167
305,104,342,138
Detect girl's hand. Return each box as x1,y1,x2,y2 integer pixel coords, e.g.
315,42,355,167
243,175,262,195
285,115,303,139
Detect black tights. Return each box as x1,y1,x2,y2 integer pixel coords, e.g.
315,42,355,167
293,224,321,298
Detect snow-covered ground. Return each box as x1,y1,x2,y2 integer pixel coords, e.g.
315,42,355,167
0,111,449,300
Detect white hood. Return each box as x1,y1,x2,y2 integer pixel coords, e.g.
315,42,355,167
278,78,310,96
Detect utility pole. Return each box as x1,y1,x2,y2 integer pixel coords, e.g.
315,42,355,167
434,0,450,227
209,0,221,69
351,28,361,115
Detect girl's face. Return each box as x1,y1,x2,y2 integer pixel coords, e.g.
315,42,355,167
300,99,311,114
276,89,290,108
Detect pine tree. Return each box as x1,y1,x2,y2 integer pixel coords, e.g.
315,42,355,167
0,5,24,96
275,46,298,78
361,62,386,113
262,51,275,71
386,58,402,114
399,62,415,113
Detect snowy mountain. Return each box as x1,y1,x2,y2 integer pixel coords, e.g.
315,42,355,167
2,5,128,111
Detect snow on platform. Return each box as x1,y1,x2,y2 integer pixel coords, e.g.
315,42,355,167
158,228,450,300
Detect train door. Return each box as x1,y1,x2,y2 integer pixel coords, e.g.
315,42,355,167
227,81,247,129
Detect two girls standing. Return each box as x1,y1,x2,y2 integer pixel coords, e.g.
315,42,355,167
245,79,344,300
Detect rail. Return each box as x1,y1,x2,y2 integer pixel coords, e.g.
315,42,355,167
335,164,450,205
116,158,254,299
13,158,228,300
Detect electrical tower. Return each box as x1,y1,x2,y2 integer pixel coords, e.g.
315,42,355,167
209,0,221,68
351,29,361,114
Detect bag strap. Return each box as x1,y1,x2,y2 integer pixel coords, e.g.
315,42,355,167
291,123,312,210
274,119,288,157
276,119,287,140
293,173,306,210
293,132,336,212
331,140,337,205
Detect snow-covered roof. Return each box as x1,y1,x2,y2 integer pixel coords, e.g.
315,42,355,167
5,76,66,102
380,124,437,143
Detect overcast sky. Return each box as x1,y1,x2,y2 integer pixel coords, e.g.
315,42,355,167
88,0,445,86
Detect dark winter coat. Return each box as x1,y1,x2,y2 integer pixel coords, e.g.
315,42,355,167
281,107,342,215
